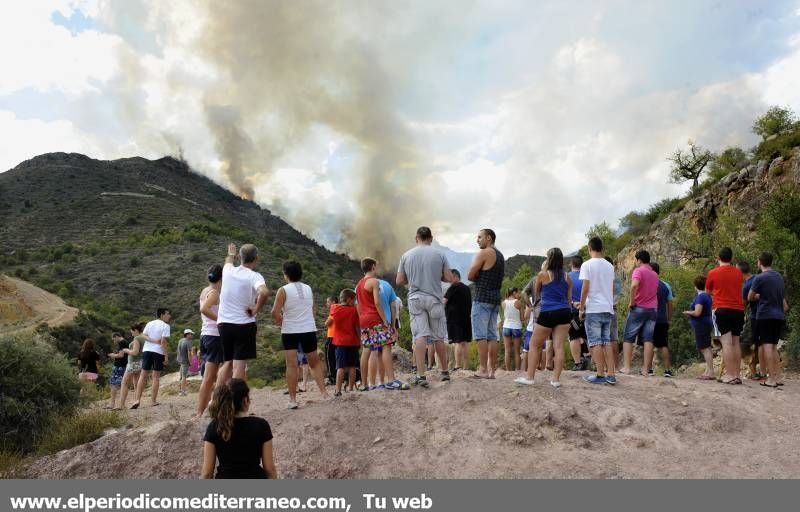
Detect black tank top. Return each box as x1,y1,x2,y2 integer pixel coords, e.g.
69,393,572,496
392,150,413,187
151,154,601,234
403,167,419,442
473,248,504,305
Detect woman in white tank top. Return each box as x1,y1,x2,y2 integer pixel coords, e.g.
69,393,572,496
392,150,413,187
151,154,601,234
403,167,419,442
501,288,524,371
271,261,329,409
195,264,223,419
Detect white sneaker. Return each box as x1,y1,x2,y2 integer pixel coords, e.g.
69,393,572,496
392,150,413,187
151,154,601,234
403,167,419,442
514,377,535,386
287,401,298,410
550,381,562,388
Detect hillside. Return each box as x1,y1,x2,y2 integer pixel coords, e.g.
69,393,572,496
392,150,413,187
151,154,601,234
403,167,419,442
20,367,800,479
0,153,361,353
616,150,800,274
0,274,77,335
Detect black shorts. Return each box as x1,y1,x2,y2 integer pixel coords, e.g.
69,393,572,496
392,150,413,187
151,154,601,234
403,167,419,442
713,308,744,337
693,324,712,351
742,316,761,348
335,346,359,369
219,322,257,361
568,309,586,341
201,335,224,364
282,331,318,353
447,322,472,343
141,351,165,372
651,322,669,348
537,308,571,329
756,318,785,345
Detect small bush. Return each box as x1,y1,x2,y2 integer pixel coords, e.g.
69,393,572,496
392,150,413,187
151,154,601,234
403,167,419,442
0,335,82,453
754,126,800,161
129,257,141,268
37,410,123,455
0,450,24,478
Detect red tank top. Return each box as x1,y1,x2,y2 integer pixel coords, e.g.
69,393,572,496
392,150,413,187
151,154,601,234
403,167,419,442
356,276,383,328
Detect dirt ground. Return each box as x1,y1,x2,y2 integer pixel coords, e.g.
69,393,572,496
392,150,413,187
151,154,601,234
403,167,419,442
0,274,77,336
21,363,800,479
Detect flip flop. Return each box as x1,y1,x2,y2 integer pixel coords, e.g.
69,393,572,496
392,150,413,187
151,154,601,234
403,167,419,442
760,382,780,389
470,374,488,379
129,402,140,410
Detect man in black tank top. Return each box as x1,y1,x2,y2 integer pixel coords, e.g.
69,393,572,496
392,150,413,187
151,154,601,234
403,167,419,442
467,228,505,378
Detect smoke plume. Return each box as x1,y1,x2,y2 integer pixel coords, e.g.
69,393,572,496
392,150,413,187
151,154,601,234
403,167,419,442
193,1,430,265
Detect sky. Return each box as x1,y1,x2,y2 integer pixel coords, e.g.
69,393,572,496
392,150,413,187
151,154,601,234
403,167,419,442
2,0,800,259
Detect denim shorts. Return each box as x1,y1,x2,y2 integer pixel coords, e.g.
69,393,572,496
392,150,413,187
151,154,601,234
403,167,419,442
623,307,657,343
585,312,613,347
471,302,499,341
502,327,523,338
522,330,532,352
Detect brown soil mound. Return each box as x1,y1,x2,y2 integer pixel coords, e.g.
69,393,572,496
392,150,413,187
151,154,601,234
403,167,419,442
21,368,800,479
0,275,77,335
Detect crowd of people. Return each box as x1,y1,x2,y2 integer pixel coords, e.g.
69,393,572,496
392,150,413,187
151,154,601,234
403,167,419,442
77,227,789,478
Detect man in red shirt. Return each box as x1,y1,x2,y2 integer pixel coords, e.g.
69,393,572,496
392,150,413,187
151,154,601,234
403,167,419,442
706,247,745,384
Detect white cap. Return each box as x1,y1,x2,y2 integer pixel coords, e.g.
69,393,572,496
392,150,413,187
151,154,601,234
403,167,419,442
184,328,195,335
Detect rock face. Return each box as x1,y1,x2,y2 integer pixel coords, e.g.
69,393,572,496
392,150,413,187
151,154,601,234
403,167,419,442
617,150,800,276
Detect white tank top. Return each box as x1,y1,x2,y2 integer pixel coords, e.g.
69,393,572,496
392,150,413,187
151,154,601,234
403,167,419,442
281,282,316,334
502,298,522,329
200,289,220,337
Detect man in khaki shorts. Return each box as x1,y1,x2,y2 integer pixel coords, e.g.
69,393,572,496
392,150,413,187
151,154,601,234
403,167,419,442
397,226,453,387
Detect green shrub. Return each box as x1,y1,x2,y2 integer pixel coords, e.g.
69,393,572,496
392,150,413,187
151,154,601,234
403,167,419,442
753,126,800,161
0,335,82,453
37,410,123,455
129,256,141,268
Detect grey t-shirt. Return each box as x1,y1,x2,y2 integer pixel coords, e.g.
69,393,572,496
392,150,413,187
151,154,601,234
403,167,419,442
177,338,192,364
397,245,450,300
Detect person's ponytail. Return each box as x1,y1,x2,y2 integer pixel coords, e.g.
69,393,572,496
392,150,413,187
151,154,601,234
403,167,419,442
209,378,250,442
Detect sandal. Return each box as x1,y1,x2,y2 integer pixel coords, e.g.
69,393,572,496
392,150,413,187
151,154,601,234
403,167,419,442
760,382,781,389
129,402,140,410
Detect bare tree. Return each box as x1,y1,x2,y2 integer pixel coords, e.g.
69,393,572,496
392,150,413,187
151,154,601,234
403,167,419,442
667,140,714,190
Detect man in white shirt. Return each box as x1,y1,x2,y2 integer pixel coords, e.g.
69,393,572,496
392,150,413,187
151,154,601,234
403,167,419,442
217,243,270,383
578,237,617,385
131,308,171,408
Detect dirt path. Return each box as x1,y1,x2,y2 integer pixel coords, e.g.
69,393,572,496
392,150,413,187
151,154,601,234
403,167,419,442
0,274,78,336
21,366,800,479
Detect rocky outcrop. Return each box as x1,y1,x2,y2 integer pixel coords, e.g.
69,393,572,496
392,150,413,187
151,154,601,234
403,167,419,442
617,150,800,276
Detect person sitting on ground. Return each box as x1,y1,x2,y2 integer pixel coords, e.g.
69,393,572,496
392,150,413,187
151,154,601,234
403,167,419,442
201,379,277,479
118,324,144,409
177,328,194,396
515,248,573,388
107,332,129,408
706,247,745,384
326,289,361,396
77,338,100,383
271,260,329,409
501,288,524,371
683,276,715,380
747,252,790,388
